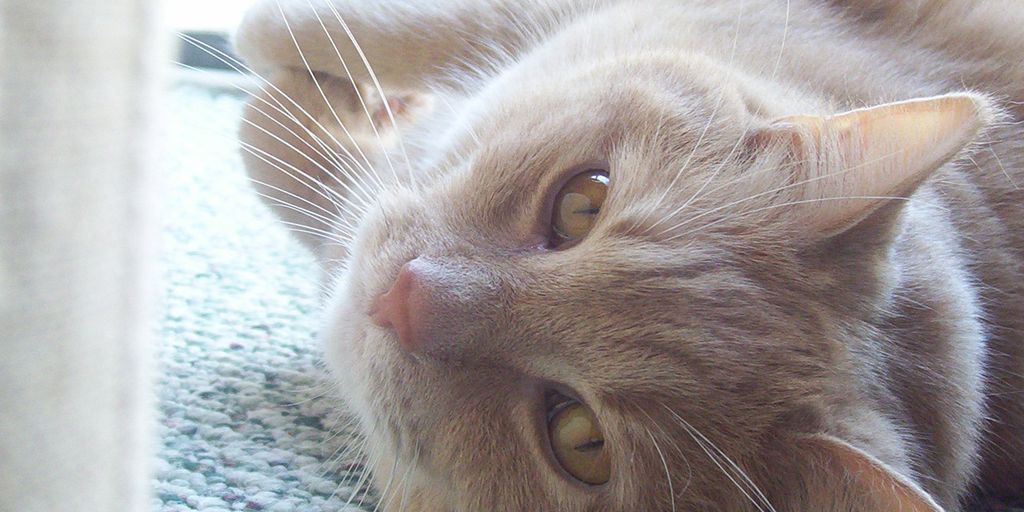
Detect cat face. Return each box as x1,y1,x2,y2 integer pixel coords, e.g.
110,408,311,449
321,51,988,510
321,56,829,511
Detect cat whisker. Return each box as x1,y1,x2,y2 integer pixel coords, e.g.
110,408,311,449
327,440,375,506
646,117,764,237
244,167,359,241
305,0,408,187
241,141,366,224
236,87,384,204
171,61,365,196
327,439,370,503
660,405,775,512
771,0,791,80
635,0,750,233
368,452,399,512
318,426,367,482
640,0,797,237
240,141,353,217
319,0,418,190
382,444,419,512
249,196,353,247
273,1,387,191
169,70,379,218
277,220,352,246
177,32,386,192
631,399,694,502
644,426,678,512
986,145,1019,190
347,439,384,508
176,35,350,169
239,110,377,210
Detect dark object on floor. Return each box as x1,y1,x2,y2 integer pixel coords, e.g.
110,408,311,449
178,31,242,71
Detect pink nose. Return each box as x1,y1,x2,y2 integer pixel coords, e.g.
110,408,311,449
368,262,422,352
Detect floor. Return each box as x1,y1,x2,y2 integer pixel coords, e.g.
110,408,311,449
152,86,372,512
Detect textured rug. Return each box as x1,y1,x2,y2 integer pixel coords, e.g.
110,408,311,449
153,86,372,512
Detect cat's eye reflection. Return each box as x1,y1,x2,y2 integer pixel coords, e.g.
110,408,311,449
551,169,609,246
548,401,611,485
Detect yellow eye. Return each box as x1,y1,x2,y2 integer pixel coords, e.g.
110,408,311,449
548,402,610,485
551,170,609,245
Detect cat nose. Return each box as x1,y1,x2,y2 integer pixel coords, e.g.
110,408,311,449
368,260,424,352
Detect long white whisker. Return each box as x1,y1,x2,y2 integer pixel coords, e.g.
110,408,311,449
398,445,419,512
241,141,367,222
244,168,358,239
177,32,385,191
277,219,354,243
669,410,776,512
644,426,677,512
307,0,405,181
347,442,382,507
173,59,359,191
322,1,416,188
640,0,793,235
274,1,385,188
232,85,382,204
369,452,401,512
661,405,772,512
239,110,375,210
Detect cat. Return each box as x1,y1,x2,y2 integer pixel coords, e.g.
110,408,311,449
233,0,1024,510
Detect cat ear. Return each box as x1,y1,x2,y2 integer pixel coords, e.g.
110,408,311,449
792,434,945,512
755,94,995,237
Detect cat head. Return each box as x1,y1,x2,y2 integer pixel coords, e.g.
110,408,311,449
323,53,993,511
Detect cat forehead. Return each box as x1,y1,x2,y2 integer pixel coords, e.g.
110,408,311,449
415,68,753,228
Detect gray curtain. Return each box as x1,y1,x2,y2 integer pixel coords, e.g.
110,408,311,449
0,0,161,510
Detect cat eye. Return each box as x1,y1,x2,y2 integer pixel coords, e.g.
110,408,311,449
550,169,609,246
548,400,610,485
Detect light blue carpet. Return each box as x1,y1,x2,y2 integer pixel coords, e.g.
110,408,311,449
153,86,371,512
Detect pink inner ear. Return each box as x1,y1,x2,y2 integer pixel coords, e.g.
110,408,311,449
754,94,991,238
798,435,944,512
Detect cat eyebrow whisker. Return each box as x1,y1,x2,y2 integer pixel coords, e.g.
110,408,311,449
639,0,794,239
636,0,750,233
667,193,949,244
174,60,371,197
655,147,909,239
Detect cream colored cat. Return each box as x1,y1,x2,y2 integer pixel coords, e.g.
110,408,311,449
234,1,1024,510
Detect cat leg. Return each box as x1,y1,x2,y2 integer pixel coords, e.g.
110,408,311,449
234,0,606,90
238,67,425,253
